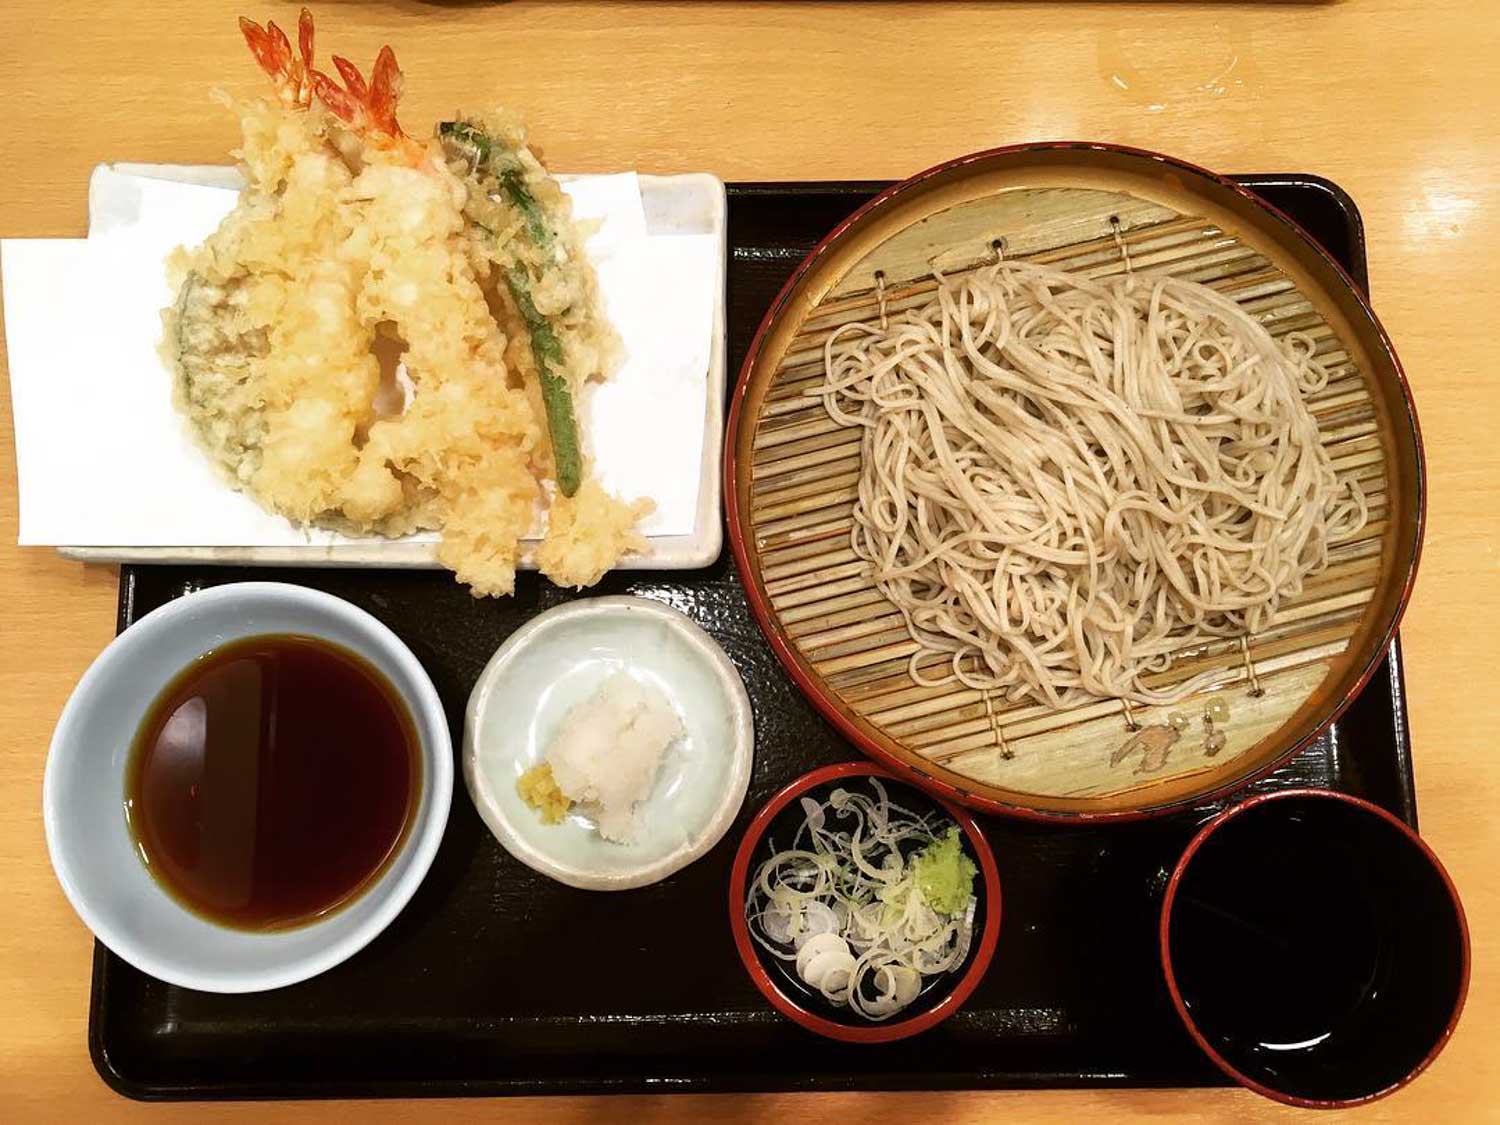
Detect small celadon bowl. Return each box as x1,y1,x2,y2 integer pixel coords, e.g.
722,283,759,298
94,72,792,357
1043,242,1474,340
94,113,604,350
463,594,754,891
43,582,453,994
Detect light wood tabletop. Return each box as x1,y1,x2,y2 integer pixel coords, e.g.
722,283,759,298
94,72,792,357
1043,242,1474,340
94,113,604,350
2,1,1494,1121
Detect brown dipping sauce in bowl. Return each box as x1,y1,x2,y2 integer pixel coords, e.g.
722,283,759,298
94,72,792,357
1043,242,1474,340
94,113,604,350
126,634,420,932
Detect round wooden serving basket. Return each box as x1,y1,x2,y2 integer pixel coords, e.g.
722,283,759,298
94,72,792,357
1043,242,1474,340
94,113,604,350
725,143,1424,822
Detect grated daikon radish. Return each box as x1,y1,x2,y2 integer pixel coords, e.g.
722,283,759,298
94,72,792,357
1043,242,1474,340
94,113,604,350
541,672,683,843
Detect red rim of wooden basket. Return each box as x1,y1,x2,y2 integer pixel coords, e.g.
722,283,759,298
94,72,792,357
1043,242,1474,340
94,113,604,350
723,140,1427,823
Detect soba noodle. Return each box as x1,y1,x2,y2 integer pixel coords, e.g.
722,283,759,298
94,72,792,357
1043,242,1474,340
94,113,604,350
812,259,1367,708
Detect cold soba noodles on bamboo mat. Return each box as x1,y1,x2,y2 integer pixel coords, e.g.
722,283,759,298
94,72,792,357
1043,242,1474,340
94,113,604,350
812,258,1368,709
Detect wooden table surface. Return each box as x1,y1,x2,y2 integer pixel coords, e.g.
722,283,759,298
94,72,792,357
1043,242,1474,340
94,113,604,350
2,1,1494,1120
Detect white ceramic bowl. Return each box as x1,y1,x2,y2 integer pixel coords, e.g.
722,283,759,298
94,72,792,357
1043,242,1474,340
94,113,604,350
43,582,452,994
464,595,753,890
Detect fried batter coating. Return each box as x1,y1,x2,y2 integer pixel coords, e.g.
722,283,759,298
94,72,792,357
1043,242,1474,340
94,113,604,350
164,87,649,597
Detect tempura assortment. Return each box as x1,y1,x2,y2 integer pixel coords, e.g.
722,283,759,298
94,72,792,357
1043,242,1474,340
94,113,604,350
163,10,650,596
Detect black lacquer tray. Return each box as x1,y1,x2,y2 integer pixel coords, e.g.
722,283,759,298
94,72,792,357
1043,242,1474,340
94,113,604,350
90,176,1417,1100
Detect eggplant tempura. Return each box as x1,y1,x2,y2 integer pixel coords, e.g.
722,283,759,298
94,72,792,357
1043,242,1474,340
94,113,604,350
163,10,650,596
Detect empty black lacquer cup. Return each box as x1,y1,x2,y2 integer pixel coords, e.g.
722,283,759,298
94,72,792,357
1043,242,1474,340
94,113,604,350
1160,789,1468,1108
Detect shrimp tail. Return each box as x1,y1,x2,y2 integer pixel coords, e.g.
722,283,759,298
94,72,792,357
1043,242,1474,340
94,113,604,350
367,46,405,138
239,8,316,108
311,45,424,164
240,9,424,165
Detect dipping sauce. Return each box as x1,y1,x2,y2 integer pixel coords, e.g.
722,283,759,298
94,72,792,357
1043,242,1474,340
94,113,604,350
125,634,420,931
1171,817,1384,1057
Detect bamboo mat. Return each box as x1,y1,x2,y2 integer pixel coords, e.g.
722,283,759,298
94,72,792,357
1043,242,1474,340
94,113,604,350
739,180,1399,809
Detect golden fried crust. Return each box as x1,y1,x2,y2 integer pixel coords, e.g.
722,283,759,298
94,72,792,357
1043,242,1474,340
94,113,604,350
536,479,654,590
164,96,648,597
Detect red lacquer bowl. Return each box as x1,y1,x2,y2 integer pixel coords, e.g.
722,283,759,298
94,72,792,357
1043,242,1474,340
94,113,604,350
729,762,1002,1043
1160,788,1469,1108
